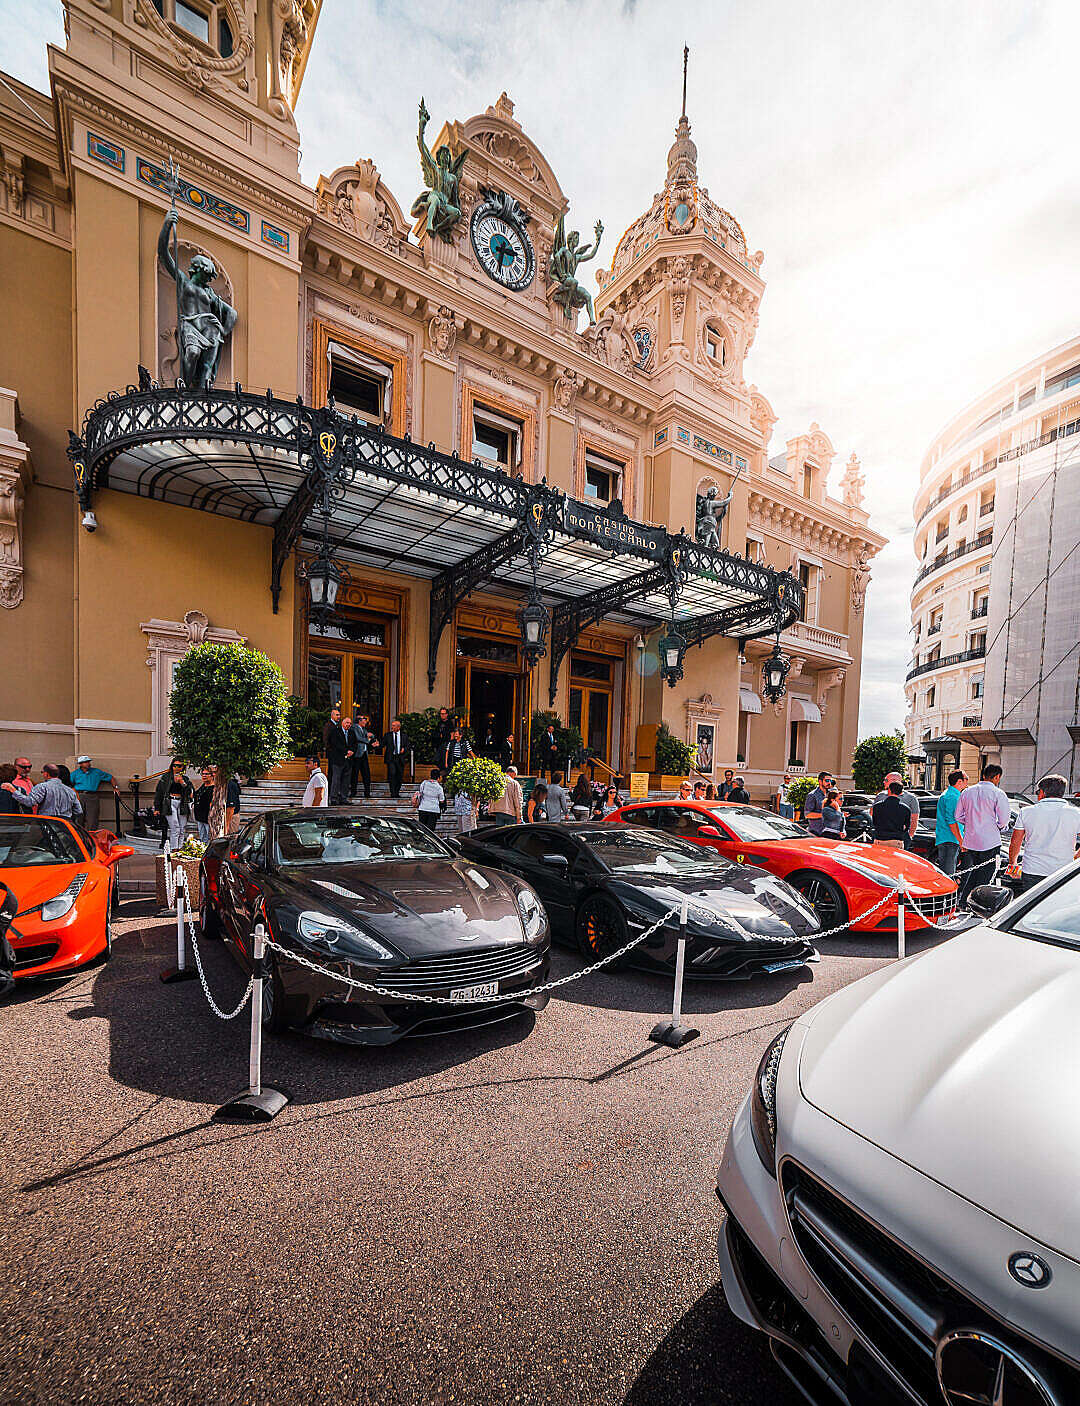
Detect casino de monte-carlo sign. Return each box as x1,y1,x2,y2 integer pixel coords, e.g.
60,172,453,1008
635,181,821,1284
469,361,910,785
561,498,667,562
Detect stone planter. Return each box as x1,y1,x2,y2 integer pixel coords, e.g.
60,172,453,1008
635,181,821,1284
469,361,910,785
155,854,202,910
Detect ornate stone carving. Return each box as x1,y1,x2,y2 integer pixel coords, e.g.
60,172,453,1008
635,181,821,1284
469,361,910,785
0,390,31,610
0,150,24,215
427,304,457,360
549,213,604,325
579,306,634,374
841,451,865,510
315,159,409,254
475,128,540,183
816,668,846,716
851,547,872,613
669,254,692,335
134,0,252,92
552,368,579,412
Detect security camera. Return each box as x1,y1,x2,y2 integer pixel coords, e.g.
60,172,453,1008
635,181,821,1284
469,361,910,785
81,510,98,532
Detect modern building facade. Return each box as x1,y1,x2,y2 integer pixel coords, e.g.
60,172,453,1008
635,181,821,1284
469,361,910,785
0,0,884,795
906,334,1080,789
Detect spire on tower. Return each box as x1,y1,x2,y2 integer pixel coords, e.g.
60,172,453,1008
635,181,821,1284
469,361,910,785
681,44,688,120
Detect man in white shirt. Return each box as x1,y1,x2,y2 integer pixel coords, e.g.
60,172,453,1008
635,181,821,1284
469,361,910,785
1008,774,1080,892
301,754,328,808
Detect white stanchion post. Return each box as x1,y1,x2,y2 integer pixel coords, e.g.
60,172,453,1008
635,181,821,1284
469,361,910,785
212,921,289,1123
896,878,906,960
649,897,700,1049
160,861,196,984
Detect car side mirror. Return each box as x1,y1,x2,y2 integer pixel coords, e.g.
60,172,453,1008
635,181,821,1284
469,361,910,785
967,884,1012,919
541,853,570,869
105,844,135,864
697,824,721,838
442,835,461,853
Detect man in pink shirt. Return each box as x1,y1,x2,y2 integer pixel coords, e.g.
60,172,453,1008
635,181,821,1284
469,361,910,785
955,763,1010,905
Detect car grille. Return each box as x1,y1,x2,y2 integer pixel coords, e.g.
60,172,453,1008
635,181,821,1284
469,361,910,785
372,945,544,995
13,942,60,969
781,1163,1080,1404
909,890,957,921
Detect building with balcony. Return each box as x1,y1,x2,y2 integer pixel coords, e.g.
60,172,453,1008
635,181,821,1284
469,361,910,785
906,334,1080,789
0,1,885,798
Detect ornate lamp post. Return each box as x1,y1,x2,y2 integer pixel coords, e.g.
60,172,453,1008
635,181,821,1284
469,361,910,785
658,623,687,688
298,516,349,632
761,638,792,704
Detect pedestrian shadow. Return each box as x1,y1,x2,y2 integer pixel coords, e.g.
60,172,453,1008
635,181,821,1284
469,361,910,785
623,1281,802,1406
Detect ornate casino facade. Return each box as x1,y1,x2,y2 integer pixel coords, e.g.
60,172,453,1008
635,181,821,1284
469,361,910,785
0,0,884,793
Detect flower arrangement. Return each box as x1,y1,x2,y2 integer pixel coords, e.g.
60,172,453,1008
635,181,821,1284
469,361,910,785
171,835,207,860
443,756,507,803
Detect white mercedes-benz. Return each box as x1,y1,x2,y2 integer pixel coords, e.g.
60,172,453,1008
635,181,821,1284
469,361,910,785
716,866,1080,1406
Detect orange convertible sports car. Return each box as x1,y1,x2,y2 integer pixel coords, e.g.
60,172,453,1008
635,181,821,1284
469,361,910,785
606,800,959,933
0,813,133,978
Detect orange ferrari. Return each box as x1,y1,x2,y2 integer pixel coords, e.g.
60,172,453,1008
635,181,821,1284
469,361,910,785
0,814,133,979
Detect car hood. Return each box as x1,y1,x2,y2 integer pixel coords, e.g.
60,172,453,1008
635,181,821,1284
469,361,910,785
608,866,819,939
278,859,529,957
0,862,89,911
750,837,953,892
798,925,1080,1258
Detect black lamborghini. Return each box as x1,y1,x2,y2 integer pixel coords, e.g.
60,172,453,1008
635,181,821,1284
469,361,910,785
458,823,820,978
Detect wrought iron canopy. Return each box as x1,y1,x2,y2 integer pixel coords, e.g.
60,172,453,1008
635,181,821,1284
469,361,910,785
69,376,802,687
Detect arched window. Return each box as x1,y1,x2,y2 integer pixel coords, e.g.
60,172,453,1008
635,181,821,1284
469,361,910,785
704,321,730,369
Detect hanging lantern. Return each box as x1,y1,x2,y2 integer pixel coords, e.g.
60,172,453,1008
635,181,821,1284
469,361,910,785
300,536,347,629
658,625,687,688
517,585,550,669
761,640,791,703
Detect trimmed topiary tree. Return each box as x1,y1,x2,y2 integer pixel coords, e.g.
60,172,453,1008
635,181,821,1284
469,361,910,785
286,694,325,759
852,730,908,793
443,756,506,803
785,775,817,821
169,641,292,838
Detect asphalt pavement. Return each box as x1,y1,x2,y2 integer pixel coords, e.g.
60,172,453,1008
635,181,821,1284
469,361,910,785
0,901,952,1405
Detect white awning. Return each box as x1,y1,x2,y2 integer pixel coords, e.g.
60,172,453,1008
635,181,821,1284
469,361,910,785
789,696,822,723
738,687,762,714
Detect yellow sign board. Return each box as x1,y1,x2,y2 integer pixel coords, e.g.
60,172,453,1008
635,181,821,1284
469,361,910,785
629,771,649,799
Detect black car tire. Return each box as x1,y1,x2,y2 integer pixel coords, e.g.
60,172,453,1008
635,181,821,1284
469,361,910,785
103,903,113,961
576,893,630,964
788,871,848,933
199,871,222,940
260,953,289,1035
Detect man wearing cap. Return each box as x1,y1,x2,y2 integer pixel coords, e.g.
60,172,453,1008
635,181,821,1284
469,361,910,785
72,755,119,832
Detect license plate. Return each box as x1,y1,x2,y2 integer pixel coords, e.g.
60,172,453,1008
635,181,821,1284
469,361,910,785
762,957,807,974
449,981,499,1002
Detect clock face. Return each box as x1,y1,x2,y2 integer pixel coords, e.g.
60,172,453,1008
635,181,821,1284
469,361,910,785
470,205,535,291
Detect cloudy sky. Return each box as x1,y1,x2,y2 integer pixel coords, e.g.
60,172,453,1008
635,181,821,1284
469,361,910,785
7,0,1080,735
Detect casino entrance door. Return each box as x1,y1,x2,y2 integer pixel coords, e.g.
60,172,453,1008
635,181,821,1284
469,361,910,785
454,629,524,763
306,611,392,753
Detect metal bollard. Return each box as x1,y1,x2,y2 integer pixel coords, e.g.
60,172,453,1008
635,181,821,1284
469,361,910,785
160,865,196,984
649,898,701,1049
896,878,906,960
213,922,289,1123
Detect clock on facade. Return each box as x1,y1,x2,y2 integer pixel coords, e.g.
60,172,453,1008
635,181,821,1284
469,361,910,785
469,188,535,291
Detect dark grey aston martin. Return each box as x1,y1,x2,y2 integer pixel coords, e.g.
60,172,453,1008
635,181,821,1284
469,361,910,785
200,809,550,1045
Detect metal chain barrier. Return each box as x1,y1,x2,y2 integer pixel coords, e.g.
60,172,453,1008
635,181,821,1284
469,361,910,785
188,922,255,1021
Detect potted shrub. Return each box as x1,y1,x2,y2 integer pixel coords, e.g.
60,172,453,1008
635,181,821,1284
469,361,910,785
155,834,207,910
443,756,507,827
654,722,695,789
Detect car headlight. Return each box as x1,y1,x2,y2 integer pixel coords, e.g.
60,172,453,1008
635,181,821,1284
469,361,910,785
750,1027,789,1176
686,901,743,933
515,888,545,943
833,857,894,888
297,911,394,962
41,873,88,922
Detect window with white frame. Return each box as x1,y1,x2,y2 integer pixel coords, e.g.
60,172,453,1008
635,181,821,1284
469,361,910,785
328,341,393,425
797,560,820,623
583,448,624,505
704,322,729,368
971,675,984,699
471,404,523,473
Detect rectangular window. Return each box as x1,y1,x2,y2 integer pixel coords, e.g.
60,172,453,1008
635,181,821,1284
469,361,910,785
970,632,986,653
705,327,727,365
174,0,210,42
328,341,391,424
803,465,814,497
797,561,816,622
980,494,995,516
583,448,623,505
926,686,936,709
737,710,751,764
472,405,522,471
788,721,804,766
972,677,985,699
935,519,949,542
977,561,990,575
956,504,968,523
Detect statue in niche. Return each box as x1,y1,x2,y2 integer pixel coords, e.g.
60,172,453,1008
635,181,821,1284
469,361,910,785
157,208,237,389
549,213,603,324
410,98,467,243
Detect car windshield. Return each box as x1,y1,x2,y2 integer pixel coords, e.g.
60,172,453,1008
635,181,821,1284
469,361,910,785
273,815,450,866
579,829,730,875
0,818,84,867
707,806,806,842
1012,869,1080,949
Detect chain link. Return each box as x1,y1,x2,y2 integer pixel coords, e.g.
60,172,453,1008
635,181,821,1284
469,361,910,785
188,921,255,1020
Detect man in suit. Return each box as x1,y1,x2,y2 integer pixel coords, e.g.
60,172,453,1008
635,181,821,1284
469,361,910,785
382,716,410,799
321,705,342,758
325,711,353,805
349,713,376,799
540,724,560,779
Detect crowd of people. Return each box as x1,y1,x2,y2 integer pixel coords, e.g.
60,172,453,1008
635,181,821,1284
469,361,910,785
0,755,120,827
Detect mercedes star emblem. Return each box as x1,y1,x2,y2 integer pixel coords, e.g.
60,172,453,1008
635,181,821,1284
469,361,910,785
1008,1251,1052,1288
935,1329,1059,1406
